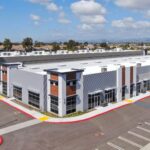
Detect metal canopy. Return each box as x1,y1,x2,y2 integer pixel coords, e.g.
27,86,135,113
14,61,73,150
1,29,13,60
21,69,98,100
105,87,116,91
88,90,103,95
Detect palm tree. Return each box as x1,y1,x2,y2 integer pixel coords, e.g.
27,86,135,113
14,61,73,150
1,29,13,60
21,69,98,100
52,42,60,51
22,37,33,52
3,38,12,51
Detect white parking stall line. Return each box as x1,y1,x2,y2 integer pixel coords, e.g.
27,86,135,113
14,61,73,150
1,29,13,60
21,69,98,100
118,136,143,148
137,126,150,134
107,142,125,150
128,131,150,142
145,122,150,126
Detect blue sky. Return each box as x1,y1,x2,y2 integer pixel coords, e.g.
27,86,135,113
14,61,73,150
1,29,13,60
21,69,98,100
0,0,150,42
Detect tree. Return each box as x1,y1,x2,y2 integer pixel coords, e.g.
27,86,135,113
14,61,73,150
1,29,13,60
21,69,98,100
3,38,12,51
100,42,110,50
80,44,85,49
52,42,60,51
93,43,98,50
100,42,108,48
84,42,88,46
34,41,42,47
122,43,130,50
66,40,78,51
22,37,33,51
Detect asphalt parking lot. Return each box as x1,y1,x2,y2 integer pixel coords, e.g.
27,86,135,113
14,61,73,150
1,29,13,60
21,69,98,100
0,101,32,129
0,98,150,150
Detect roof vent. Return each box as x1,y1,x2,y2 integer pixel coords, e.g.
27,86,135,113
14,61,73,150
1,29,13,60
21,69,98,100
101,67,107,72
137,63,141,67
31,67,40,70
81,63,88,65
59,65,67,67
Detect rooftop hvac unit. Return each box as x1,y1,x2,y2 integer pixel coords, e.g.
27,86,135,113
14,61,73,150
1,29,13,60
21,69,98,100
101,67,107,72
137,63,141,67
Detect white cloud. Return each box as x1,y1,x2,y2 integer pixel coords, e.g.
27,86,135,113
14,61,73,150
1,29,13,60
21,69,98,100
59,11,65,18
58,11,71,24
29,0,59,12
58,18,71,24
34,21,40,25
71,0,106,30
112,17,150,29
28,0,49,4
30,14,40,21
71,0,106,16
30,14,41,25
146,10,150,18
78,24,92,31
80,15,106,25
114,0,150,10
46,2,59,11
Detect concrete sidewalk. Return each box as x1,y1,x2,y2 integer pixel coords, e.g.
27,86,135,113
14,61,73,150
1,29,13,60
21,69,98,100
0,119,41,135
1,92,150,124
140,143,150,150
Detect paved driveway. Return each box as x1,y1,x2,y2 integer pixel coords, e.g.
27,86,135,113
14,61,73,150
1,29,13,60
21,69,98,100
0,98,150,150
0,101,32,129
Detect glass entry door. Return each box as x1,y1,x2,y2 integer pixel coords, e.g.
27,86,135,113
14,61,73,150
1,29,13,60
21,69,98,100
148,80,150,90
94,94,100,107
143,81,148,93
136,82,142,96
130,84,134,97
143,80,150,92
105,89,116,103
88,92,104,109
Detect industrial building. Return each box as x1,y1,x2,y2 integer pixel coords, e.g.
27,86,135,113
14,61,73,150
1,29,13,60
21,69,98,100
0,50,150,117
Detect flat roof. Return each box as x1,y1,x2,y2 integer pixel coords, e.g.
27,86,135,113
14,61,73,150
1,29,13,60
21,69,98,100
45,68,84,74
2,62,22,66
20,55,150,75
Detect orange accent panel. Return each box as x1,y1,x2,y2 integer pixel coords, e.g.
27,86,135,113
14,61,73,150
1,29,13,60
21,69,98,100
67,73,76,80
2,74,7,81
66,86,76,96
51,74,58,81
2,66,7,71
51,85,58,96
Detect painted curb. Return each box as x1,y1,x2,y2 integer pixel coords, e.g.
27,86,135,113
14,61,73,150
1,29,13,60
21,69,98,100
1,95,150,124
0,136,3,145
0,100,35,119
46,95,150,124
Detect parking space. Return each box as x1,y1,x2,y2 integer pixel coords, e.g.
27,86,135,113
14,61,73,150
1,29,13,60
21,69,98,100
0,98,150,150
122,132,148,146
108,138,139,150
0,101,32,129
131,127,150,139
105,121,150,150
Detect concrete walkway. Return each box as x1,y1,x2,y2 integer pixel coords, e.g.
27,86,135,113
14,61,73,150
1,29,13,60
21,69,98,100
0,119,41,135
0,92,150,124
140,143,150,150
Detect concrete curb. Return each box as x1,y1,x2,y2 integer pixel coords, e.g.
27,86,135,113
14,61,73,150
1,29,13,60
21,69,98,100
1,94,150,124
0,100,35,119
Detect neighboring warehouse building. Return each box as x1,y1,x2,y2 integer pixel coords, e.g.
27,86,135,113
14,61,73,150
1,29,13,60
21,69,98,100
0,51,150,117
